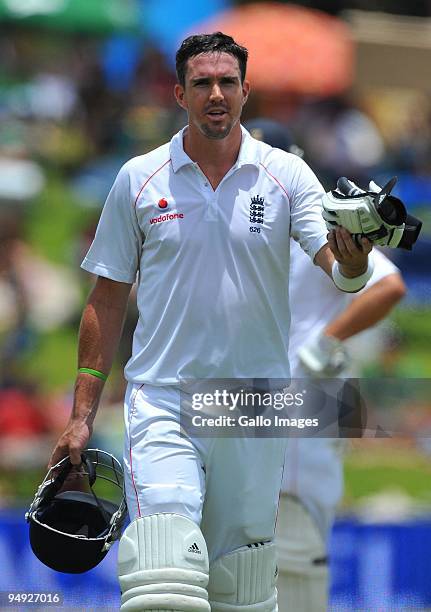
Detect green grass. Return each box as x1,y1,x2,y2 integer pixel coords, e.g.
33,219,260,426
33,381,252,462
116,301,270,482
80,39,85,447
393,307,431,351
343,445,431,506
20,326,78,392
17,173,96,389
25,172,96,264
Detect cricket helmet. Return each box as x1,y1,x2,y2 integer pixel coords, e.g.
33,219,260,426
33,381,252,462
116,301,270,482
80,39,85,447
26,449,127,573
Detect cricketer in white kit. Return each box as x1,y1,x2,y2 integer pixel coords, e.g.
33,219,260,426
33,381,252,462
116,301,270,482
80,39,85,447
276,241,405,611
84,122,330,612
48,33,373,612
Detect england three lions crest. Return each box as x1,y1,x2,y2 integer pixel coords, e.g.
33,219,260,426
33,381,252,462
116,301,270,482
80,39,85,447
249,195,265,225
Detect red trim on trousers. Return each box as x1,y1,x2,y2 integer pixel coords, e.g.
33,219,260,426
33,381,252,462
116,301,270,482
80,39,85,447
129,383,145,517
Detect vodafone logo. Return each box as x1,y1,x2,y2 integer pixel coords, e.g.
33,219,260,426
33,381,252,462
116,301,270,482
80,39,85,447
150,212,184,225
150,197,184,224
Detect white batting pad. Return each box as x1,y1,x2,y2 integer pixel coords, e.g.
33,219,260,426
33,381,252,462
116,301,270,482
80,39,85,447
208,542,278,611
118,513,210,611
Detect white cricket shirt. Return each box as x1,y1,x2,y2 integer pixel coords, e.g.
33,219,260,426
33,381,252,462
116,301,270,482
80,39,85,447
82,126,328,384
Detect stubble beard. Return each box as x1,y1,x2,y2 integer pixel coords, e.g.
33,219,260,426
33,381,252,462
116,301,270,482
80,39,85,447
200,121,233,140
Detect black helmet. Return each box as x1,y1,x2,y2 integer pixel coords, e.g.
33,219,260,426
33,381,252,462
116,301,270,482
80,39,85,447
26,449,127,573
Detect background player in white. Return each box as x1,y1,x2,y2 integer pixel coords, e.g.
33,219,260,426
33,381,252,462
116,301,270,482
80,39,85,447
278,241,405,612
48,35,373,611
247,118,406,611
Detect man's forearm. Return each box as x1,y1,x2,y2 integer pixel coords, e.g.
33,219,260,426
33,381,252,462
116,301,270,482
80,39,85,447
48,277,132,468
324,273,406,341
73,277,132,423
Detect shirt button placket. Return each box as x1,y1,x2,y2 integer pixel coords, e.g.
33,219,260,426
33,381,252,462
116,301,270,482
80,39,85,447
207,196,218,222
204,181,217,222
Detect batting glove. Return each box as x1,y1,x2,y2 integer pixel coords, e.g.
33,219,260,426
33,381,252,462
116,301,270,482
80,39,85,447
297,332,350,378
322,176,421,250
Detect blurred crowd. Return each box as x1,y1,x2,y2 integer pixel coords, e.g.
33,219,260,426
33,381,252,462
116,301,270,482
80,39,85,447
1,11,431,506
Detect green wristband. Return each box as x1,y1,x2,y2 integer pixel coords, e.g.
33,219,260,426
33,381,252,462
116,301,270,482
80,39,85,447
78,367,108,382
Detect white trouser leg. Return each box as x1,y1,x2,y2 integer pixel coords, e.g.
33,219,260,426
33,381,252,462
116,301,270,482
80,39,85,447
118,513,210,611
201,436,286,562
124,384,208,526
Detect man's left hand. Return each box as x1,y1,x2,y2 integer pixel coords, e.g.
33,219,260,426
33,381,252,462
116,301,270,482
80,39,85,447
327,226,372,278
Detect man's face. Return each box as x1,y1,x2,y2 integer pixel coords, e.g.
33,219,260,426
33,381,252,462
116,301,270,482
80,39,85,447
175,52,250,140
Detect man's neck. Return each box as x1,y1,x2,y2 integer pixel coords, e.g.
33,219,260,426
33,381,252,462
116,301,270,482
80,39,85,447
183,124,242,190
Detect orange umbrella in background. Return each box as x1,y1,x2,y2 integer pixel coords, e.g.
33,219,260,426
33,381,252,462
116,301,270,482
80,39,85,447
192,2,355,96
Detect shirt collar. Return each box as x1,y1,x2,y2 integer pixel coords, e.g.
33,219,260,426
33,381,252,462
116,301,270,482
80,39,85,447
237,125,261,168
170,125,261,173
170,126,192,173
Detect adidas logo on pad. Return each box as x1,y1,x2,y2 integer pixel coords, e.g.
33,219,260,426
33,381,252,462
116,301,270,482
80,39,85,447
188,542,202,554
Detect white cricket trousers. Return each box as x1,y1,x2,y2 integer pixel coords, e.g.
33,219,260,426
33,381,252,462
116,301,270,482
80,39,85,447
123,382,286,563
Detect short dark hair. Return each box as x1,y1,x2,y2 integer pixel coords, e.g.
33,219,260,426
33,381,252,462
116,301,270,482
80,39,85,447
176,32,248,87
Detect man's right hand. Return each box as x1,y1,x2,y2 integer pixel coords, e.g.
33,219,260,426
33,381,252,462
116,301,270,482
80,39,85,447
48,418,92,469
